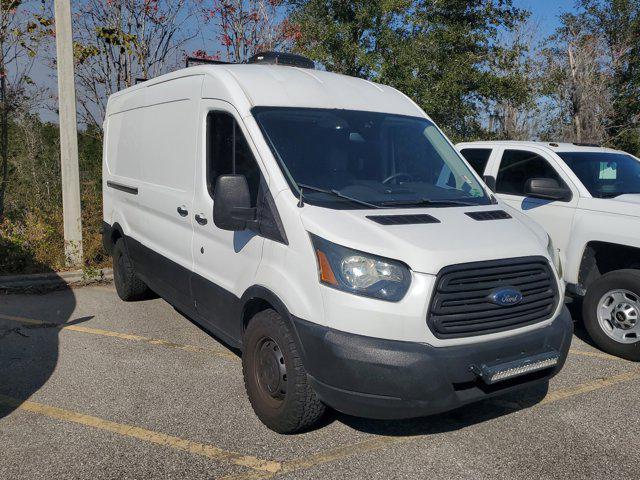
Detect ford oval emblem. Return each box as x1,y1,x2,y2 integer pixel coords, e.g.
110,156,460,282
489,288,523,307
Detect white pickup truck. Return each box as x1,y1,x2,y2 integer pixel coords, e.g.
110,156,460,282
457,141,640,361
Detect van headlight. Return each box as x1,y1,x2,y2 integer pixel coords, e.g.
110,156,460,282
546,235,562,277
310,234,411,302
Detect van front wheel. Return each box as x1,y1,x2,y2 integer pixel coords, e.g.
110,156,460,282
242,309,326,433
112,238,151,301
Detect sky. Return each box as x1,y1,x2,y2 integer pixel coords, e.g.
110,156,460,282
29,0,580,124
514,0,576,37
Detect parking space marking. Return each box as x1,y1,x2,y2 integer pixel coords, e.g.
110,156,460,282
539,369,640,405
221,368,640,480
218,437,409,480
0,394,281,474
0,314,238,360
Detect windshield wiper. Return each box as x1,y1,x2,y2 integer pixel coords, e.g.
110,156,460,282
380,198,477,207
297,183,382,209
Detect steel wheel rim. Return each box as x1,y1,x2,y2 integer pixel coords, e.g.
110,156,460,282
597,289,640,344
253,336,287,407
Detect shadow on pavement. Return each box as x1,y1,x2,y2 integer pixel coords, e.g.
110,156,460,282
330,381,549,436
566,298,601,349
0,272,80,419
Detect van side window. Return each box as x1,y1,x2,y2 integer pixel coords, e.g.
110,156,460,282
460,148,492,175
208,111,261,206
496,149,565,196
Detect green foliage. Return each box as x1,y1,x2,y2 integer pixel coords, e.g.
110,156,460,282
289,0,410,78
579,0,640,155
0,117,107,274
289,0,527,141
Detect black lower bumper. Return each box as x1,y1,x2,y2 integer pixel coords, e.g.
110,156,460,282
294,308,573,419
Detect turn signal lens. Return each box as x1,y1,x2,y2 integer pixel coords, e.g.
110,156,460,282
316,250,338,285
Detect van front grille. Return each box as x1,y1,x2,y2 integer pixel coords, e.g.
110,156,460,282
428,257,558,339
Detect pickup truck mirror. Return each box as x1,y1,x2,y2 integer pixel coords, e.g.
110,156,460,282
525,178,572,202
213,175,257,231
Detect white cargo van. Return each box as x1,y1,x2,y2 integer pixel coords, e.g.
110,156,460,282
457,141,640,361
103,53,572,433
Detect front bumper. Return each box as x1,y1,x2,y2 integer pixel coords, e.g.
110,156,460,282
294,307,573,419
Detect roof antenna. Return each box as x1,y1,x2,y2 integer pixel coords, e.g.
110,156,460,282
297,187,305,208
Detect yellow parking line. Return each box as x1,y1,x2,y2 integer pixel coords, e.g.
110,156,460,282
218,437,409,480
569,348,624,361
0,394,280,474
0,314,238,360
220,368,640,480
539,370,640,405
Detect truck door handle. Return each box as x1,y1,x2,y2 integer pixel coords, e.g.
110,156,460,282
195,213,208,225
177,206,188,217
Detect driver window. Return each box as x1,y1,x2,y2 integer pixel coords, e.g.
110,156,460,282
496,150,566,196
207,111,261,206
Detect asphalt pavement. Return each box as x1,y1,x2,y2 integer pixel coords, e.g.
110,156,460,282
0,284,638,479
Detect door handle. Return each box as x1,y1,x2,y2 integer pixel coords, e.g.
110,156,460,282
177,206,188,217
195,213,208,226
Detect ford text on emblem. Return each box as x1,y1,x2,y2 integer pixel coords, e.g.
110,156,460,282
489,288,523,307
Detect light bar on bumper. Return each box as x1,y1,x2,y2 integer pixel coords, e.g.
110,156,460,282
470,351,560,385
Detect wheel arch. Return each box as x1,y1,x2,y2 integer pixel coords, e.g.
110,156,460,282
102,222,125,255
578,241,640,292
239,286,306,356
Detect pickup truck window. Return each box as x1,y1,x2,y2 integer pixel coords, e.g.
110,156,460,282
558,151,640,198
496,150,566,196
460,148,492,175
207,111,261,206
253,107,490,209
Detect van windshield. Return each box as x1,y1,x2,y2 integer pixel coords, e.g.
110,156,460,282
558,151,640,198
253,107,490,209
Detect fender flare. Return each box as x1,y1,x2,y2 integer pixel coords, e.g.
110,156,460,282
102,222,126,255
239,285,308,358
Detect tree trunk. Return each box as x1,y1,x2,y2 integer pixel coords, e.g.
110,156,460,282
568,45,583,142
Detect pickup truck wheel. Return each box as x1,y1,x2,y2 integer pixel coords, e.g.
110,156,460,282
583,270,640,361
242,309,326,433
112,238,151,301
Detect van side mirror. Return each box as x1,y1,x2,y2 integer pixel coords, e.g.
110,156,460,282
213,175,257,231
525,178,572,201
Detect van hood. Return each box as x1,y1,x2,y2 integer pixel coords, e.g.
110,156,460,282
300,204,549,275
579,195,640,217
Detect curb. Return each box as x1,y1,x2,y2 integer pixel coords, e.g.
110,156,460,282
0,268,113,293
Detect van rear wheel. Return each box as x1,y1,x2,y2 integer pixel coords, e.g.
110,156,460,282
583,270,640,361
112,238,151,301
242,309,326,433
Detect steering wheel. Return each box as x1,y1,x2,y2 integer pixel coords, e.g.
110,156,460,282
383,172,413,185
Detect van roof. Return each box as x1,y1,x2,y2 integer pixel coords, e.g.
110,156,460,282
107,64,427,119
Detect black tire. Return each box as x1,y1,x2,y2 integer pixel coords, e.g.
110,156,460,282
112,238,151,301
242,309,326,433
583,270,640,361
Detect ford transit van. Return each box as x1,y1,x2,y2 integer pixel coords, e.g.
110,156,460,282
103,53,573,433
